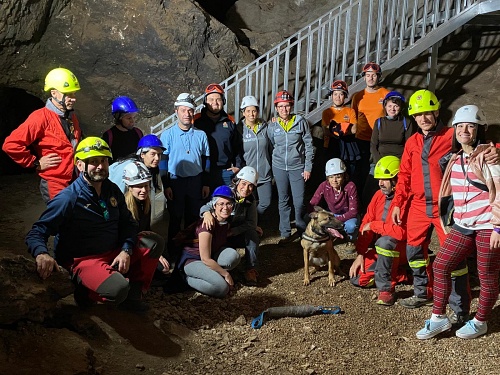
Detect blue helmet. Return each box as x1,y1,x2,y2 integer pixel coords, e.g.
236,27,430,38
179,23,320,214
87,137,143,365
212,185,234,201
383,91,405,106
136,134,165,154
112,96,140,115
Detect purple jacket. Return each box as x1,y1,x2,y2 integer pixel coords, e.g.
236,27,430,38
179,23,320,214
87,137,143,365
308,180,359,222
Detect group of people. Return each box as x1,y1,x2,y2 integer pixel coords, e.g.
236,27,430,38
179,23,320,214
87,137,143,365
2,65,500,341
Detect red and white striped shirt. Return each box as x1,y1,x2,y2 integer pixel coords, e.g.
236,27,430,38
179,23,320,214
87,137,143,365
451,153,492,230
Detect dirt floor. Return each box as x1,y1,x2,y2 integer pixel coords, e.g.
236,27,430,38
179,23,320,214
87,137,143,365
1,172,499,375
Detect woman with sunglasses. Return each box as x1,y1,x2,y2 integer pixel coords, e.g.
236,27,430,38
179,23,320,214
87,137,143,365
268,90,314,244
175,186,241,297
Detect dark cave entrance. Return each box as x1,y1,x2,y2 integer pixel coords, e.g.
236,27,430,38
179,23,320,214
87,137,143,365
0,87,44,175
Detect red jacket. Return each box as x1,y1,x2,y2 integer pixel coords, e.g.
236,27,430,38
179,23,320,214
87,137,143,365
356,190,408,255
393,123,452,218
2,106,82,189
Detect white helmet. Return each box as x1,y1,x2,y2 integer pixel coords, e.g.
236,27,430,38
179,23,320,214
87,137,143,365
240,95,259,110
174,93,196,110
325,158,346,176
236,166,259,185
452,105,487,128
122,161,152,186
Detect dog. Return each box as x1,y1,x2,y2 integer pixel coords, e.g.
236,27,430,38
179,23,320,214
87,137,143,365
301,207,346,287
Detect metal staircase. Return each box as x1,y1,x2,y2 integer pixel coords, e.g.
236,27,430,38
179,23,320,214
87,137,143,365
149,0,500,220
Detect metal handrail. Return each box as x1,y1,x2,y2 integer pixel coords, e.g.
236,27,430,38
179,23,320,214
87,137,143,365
149,0,496,220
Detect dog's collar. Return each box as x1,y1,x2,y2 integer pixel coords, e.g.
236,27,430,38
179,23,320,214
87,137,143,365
301,233,330,243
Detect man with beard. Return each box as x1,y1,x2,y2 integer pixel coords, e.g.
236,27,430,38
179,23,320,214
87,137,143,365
25,137,164,311
2,68,83,203
349,156,410,306
194,83,243,190
350,63,389,207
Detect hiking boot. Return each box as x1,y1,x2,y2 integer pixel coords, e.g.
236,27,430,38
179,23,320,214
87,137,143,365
376,291,395,306
455,320,487,339
449,312,471,328
73,284,95,310
416,318,452,340
399,295,433,309
278,231,300,245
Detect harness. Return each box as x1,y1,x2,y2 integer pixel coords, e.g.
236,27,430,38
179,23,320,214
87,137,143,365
301,230,330,243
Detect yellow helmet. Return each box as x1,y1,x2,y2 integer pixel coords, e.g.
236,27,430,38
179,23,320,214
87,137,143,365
408,89,440,116
44,68,81,93
74,137,112,163
374,156,400,179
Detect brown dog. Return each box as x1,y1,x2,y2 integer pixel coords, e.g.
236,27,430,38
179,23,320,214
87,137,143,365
301,207,346,287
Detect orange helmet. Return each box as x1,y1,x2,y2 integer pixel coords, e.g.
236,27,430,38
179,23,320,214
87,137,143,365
274,90,294,105
330,80,349,95
362,62,382,76
204,83,225,104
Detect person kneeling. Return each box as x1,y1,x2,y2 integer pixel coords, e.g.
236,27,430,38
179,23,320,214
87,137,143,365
26,137,163,312
176,186,241,298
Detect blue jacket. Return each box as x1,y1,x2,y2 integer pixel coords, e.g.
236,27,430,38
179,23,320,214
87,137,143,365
194,109,243,169
26,175,138,266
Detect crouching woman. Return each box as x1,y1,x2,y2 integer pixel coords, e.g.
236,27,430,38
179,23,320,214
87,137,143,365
176,186,241,297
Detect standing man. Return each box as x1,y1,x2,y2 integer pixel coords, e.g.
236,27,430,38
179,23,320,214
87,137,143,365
194,83,243,190
26,137,163,311
159,93,210,251
351,63,389,205
2,68,83,203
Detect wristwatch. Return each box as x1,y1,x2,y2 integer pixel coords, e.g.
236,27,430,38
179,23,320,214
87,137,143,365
121,248,133,256
33,160,41,170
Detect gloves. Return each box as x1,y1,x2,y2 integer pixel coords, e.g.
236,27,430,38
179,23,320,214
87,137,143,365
329,120,343,138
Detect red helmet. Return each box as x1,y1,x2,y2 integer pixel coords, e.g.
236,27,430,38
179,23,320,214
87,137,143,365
274,90,294,105
362,62,382,76
330,80,349,95
204,83,226,104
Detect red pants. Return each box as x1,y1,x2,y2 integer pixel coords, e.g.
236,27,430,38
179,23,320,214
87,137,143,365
433,228,500,322
69,232,164,303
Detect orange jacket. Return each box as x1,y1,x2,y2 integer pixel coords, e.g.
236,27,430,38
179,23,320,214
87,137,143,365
393,123,453,218
2,106,82,189
351,87,389,141
356,189,408,255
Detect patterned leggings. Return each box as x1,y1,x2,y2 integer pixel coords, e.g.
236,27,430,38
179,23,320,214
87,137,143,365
432,228,500,321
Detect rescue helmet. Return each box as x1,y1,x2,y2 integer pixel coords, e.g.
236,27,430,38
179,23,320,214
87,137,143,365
325,158,346,176
236,166,259,185
136,134,166,154
374,156,400,179
408,89,440,115
122,161,152,186
212,185,235,201
383,91,405,107
74,137,112,163
204,83,226,104
452,105,487,128
111,96,140,116
330,80,349,96
44,68,81,93
240,95,259,110
174,93,196,110
361,62,382,77
274,90,294,105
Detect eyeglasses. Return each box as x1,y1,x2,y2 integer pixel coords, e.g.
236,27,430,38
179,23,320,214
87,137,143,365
276,104,291,109
215,202,234,208
98,199,110,221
